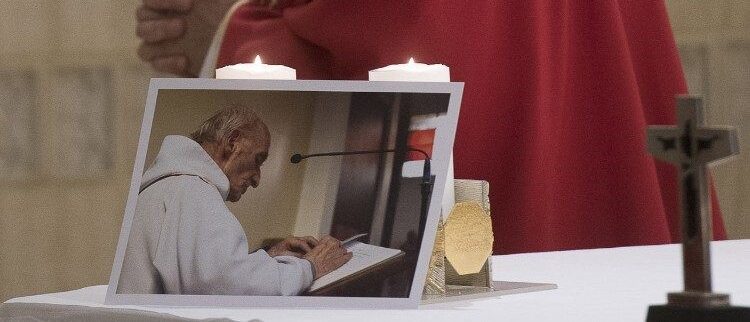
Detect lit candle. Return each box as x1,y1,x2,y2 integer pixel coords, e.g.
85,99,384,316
369,58,454,217
215,55,296,79
368,58,449,82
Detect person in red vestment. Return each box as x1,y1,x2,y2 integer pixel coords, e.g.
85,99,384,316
135,0,726,255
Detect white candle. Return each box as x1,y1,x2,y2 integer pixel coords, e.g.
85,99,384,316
369,58,455,219
216,55,296,80
368,58,449,82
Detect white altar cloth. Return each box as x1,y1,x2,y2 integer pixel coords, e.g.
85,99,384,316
3,240,749,321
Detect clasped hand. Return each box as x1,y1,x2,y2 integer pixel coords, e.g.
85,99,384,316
135,0,237,77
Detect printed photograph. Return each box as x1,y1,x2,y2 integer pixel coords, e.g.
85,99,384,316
110,84,458,302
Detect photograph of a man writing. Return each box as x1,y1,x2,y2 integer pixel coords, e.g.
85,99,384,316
117,105,352,295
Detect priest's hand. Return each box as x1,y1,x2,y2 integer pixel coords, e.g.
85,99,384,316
267,236,319,258
136,0,236,77
303,236,353,280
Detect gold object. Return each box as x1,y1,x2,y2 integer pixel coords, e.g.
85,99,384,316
446,180,492,288
423,180,557,304
444,202,493,275
422,180,494,301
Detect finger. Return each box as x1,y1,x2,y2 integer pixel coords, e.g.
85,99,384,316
333,252,353,267
305,242,325,257
150,56,188,75
143,0,192,12
321,235,339,246
325,236,342,248
296,238,314,252
329,248,350,259
137,42,184,61
333,248,348,257
288,238,312,253
137,19,185,43
254,0,294,8
302,236,319,247
250,0,271,6
319,240,336,255
137,6,168,21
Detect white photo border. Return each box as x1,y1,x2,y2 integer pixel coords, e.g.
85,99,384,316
105,78,464,309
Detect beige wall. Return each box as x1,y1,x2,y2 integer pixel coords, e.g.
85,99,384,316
293,92,351,237
666,0,750,238
0,1,149,301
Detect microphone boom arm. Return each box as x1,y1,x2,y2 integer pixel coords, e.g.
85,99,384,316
291,148,430,163
290,147,434,245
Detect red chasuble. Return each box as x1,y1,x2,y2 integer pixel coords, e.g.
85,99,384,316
217,0,726,254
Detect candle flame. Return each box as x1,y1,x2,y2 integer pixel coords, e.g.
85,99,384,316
254,55,262,64
408,57,415,64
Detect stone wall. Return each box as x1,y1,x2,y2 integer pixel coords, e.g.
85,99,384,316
0,1,150,301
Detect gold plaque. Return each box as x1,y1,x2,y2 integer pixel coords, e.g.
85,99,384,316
444,202,493,275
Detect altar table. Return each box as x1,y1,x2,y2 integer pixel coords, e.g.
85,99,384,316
2,240,748,321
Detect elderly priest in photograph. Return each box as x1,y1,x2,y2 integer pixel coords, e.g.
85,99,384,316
117,106,351,295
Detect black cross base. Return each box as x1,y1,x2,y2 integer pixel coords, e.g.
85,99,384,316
647,304,750,322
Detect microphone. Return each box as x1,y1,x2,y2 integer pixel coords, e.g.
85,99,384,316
290,153,303,164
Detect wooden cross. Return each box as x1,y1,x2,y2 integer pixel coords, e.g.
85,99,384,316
647,95,739,308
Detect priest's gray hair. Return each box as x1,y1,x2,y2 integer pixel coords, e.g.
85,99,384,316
190,106,266,144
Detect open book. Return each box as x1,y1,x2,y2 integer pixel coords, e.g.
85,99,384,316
308,239,404,292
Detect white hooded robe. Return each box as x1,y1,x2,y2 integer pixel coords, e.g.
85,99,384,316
117,135,313,295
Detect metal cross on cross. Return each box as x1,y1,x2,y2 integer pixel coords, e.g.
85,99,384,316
646,95,739,308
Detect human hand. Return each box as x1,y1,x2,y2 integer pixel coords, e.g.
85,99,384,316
250,0,278,7
303,236,353,280
267,236,318,258
249,0,305,9
136,0,236,77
